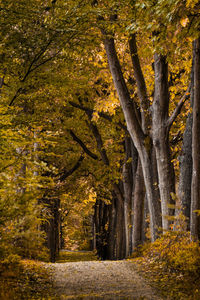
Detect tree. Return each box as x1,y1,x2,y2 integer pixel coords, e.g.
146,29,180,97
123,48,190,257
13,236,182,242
191,37,200,240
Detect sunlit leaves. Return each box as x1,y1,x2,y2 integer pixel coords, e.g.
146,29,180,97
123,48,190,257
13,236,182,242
180,17,189,27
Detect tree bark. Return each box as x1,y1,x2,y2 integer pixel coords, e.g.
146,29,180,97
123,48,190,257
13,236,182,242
132,159,145,249
129,34,150,133
179,62,194,229
122,136,133,257
103,36,159,241
179,114,193,228
130,140,138,253
152,54,175,231
191,38,200,240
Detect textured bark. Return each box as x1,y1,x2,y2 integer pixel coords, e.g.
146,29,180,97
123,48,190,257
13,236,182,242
129,34,150,133
132,159,145,249
130,140,138,253
122,136,133,257
103,36,158,241
150,146,162,230
152,54,175,231
179,114,193,227
191,38,200,240
179,66,193,229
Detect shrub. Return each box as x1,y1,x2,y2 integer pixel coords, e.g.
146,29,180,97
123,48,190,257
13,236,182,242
137,231,200,299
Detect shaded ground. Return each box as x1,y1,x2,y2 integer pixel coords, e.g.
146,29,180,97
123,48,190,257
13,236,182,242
46,256,161,299
56,250,98,263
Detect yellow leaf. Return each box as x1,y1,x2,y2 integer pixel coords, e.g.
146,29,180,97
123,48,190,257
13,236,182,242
180,17,189,27
186,0,199,8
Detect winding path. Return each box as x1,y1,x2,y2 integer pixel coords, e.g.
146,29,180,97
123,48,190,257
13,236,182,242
47,260,161,299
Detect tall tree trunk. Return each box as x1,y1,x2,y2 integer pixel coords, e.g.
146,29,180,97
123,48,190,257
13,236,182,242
92,214,97,251
103,36,159,241
107,196,116,259
94,200,100,254
150,146,162,230
122,136,133,257
178,63,194,229
191,38,200,240
47,197,60,263
178,111,193,226
178,113,193,228
152,54,175,232
132,159,145,249
130,140,138,253
113,183,126,259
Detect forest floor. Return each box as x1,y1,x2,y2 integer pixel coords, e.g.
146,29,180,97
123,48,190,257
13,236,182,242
44,251,161,300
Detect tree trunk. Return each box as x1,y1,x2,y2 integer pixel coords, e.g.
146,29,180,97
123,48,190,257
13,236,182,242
152,54,175,232
178,56,194,230
107,196,116,259
150,146,162,230
103,36,159,241
113,183,125,259
47,198,60,263
191,38,200,240
179,111,193,229
122,136,133,257
130,140,138,253
132,159,145,249
92,215,97,251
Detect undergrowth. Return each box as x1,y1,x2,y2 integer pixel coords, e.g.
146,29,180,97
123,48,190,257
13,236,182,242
134,231,200,300
0,255,55,299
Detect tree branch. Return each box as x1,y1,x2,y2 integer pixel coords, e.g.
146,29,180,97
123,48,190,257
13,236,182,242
86,120,110,166
69,101,110,165
9,88,22,106
69,130,98,160
167,84,191,130
102,35,145,143
9,39,55,106
69,101,127,131
59,155,84,182
129,34,150,133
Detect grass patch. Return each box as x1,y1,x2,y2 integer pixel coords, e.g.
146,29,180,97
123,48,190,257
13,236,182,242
56,250,98,263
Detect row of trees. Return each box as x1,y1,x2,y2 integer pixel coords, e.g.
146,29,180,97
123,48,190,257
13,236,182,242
1,0,200,261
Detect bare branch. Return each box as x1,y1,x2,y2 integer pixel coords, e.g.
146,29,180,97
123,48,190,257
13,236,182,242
69,101,127,131
69,101,110,166
129,34,150,133
86,120,110,166
9,88,22,106
69,129,98,160
59,155,84,181
167,84,191,130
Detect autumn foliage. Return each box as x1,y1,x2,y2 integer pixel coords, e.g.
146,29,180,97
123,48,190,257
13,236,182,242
1,1,200,297
137,232,200,299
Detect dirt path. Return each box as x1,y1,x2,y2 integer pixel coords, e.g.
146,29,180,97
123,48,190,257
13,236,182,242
46,260,161,299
